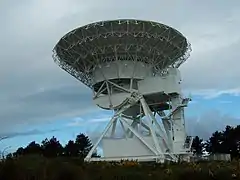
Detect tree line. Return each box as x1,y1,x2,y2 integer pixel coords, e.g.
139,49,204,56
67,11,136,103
1,124,240,160
3,133,99,159
191,125,240,159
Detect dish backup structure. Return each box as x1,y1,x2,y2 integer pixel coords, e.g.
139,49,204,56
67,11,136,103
53,19,193,163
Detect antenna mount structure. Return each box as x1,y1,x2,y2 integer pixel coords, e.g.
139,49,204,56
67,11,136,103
53,19,193,162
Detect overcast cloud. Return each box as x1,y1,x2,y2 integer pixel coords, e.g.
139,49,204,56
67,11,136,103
1,0,240,134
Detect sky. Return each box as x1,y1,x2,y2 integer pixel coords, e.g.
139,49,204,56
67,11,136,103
0,0,240,153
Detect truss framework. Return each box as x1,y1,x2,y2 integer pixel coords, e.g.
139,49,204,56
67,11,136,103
52,19,191,88
85,92,193,163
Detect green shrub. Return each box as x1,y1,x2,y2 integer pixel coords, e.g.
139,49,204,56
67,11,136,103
1,156,240,180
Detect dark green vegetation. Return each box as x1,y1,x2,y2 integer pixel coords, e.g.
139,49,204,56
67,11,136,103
1,157,240,180
193,125,240,159
4,133,99,159
0,125,240,180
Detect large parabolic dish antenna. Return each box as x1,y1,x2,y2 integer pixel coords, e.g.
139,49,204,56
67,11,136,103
53,19,193,163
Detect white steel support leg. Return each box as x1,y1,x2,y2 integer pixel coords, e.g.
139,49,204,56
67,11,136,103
85,116,117,160
119,120,128,139
122,117,152,136
120,118,159,155
140,98,169,146
85,95,140,161
139,97,178,162
126,120,138,138
139,98,165,156
111,119,117,137
135,120,151,134
122,115,143,137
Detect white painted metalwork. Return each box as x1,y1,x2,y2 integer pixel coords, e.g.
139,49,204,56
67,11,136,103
53,19,193,163
53,19,191,88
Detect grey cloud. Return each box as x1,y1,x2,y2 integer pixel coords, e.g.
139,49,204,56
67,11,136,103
0,84,98,132
181,40,240,92
0,128,62,139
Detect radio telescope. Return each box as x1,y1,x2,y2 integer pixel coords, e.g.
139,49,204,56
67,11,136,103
53,19,193,162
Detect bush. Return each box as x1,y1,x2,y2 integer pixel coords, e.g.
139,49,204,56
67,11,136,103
1,156,240,180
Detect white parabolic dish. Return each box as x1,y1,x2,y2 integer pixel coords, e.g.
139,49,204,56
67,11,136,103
53,19,191,88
